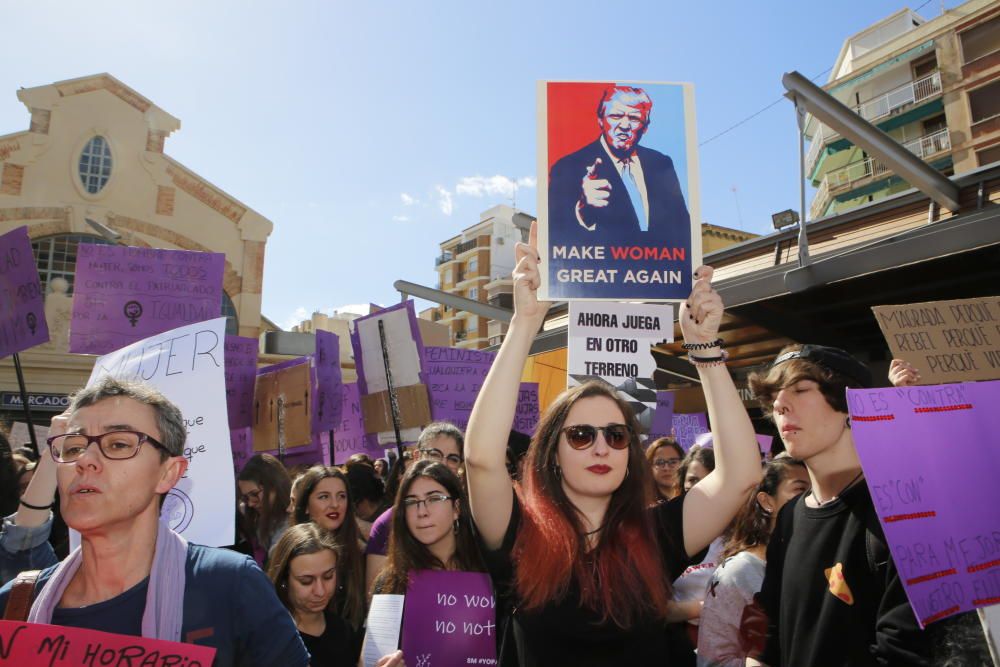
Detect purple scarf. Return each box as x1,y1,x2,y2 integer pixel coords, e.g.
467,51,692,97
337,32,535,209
28,518,188,641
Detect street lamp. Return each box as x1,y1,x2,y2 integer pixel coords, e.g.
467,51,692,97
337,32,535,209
771,209,800,230
84,217,122,242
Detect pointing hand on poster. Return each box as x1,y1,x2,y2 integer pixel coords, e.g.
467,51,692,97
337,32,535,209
580,157,611,208
513,221,551,323
888,358,922,387
679,265,722,346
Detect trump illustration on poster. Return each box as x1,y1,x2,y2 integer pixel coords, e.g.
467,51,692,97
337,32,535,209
539,81,701,301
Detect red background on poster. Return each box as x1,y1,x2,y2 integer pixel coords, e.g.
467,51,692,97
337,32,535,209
546,82,613,171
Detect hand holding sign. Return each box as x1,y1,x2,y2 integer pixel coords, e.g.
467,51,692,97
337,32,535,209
580,157,611,208
513,221,551,324
889,359,922,387
679,265,722,347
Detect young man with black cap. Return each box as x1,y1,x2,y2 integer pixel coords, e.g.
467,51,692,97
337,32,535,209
745,344,929,667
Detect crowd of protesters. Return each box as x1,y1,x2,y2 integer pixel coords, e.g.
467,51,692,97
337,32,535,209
0,232,994,666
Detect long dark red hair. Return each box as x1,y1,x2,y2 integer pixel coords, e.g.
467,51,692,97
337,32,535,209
514,381,671,628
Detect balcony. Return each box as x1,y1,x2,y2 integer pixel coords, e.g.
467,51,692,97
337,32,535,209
455,235,488,258
810,128,951,219
805,71,943,176
435,251,454,266
454,329,467,342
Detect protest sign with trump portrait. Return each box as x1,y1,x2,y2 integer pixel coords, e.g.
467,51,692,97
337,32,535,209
538,81,701,301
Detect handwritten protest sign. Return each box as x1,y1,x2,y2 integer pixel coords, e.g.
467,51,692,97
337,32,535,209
648,391,676,440
313,330,343,433
0,226,49,358
224,335,257,429
424,346,540,434
672,412,708,450
847,381,1000,626
402,570,497,667
872,296,1000,384
230,425,253,473
70,245,224,355
333,383,384,464
538,80,700,302
88,318,234,546
0,620,217,666
515,383,540,435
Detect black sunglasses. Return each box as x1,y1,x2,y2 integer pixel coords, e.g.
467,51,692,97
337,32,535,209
561,424,632,450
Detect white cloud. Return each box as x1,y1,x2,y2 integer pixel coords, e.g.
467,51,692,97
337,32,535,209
400,193,417,206
435,185,454,215
281,306,311,330
392,215,410,222
455,175,537,198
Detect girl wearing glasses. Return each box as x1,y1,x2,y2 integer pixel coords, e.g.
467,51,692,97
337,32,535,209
464,223,761,666
370,460,483,596
646,437,685,504
237,454,292,568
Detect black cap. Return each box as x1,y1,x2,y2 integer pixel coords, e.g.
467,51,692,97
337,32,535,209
771,344,873,389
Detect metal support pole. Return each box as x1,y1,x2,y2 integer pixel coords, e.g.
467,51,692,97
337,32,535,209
795,96,811,267
11,352,39,454
328,429,335,465
378,320,405,461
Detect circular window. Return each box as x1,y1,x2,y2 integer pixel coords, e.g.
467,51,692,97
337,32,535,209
78,136,113,194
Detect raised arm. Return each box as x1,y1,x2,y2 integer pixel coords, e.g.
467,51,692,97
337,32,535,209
14,410,67,528
680,267,761,557
465,222,550,549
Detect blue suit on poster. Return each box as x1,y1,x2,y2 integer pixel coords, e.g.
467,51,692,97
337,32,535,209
548,140,691,243
547,85,693,299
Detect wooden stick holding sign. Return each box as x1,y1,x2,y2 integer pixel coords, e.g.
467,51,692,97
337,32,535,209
10,353,38,454
378,319,405,461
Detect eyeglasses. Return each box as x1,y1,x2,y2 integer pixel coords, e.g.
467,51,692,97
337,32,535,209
48,431,169,463
402,493,453,512
240,488,263,504
561,424,632,450
653,457,682,469
419,448,464,466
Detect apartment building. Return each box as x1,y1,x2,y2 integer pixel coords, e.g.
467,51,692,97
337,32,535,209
428,204,533,349
806,0,1000,219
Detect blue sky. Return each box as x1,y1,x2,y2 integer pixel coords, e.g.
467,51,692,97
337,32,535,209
0,0,943,328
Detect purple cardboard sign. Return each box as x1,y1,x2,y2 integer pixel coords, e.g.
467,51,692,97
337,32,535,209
333,383,384,464
230,426,253,473
350,301,427,398
672,412,708,450
847,381,1000,627
648,391,676,440
313,330,343,433
402,570,497,666
0,226,49,358
424,346,540,435
224,335,258,429
514,383,540,435
70,245,225,355
756,434,773,456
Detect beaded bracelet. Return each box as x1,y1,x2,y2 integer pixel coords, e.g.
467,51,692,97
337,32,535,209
19,498,54,511
689,349,730,367
681,338,724,351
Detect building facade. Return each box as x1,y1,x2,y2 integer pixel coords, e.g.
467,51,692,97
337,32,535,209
0,74,273,431
806,0,1000,219
428,204,533,349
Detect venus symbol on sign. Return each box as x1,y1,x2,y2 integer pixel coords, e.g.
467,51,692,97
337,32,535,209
123,300,143,327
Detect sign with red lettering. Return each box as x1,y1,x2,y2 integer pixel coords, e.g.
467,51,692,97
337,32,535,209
872,296,1000,384
847,381,1000,626
0,620,217,666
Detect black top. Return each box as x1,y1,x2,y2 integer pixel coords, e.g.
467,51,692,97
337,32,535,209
754,481,929,666
478,494,691,666
300,613,361,667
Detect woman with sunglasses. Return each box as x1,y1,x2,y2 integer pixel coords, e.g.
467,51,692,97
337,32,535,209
237,454,292,568
464,224,761,665
370,460,482,596
646,437,685,504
